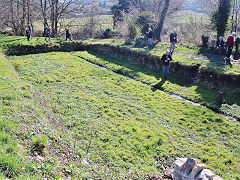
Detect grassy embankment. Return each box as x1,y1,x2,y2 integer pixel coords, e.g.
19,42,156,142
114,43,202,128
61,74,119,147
0,35,240,179
0,44,38,178
76,39,240,119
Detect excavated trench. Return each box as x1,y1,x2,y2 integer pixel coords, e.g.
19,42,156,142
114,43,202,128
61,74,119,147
69,52,238,122
4,42,240,121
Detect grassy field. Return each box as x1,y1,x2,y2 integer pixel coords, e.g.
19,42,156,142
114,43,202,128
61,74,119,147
32,15,113,37
1,35,240,118
0,35,240,179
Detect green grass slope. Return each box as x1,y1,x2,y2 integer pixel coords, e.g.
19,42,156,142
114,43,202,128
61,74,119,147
0,51,40,179
4,51,240,179
72,50,240,119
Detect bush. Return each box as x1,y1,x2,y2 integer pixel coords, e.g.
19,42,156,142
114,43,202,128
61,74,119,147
103,28,113,39
235,37,240,52
136,12,156,37
201,36,209,48
128,23,137,41
134,38,146,47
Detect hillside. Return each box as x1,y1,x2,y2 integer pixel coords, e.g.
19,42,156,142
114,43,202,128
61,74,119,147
0,35,239,179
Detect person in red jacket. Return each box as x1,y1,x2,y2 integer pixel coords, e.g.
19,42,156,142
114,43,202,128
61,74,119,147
225,32,236,64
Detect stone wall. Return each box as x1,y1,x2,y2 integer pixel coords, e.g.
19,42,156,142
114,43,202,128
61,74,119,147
173,158,224,180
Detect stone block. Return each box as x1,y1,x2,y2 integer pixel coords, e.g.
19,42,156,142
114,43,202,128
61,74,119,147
196,169,215,180
182,158,197,175
212,175,224,180
174,158,188,172
190,164,207,179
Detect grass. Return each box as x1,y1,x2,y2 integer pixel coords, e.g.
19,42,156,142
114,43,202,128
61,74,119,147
72,50,240,119
1,35,240,118
0,50,38,178
82,39,240,76
3,51,240,179
0,35,240,178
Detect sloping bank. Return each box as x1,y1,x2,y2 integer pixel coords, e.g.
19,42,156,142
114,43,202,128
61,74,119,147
4,40,240,119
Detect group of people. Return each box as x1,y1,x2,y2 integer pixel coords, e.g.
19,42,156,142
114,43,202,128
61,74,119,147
146,28,177,81
216,32,236,64
25,24,237,82
146,28,177,55
26,25,72,42
147,28,237,81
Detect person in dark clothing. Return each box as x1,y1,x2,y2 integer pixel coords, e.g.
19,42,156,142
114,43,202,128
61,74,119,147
44,25,51,42
66,28,72,41
146,28,153,48
225,32,236,64
27,24,31,33
26,27,31,41
170,29,177,54
216,36,225,55
161,50,172,81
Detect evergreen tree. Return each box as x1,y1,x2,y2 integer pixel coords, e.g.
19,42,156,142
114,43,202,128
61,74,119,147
111,0,134,28
211,0,232,38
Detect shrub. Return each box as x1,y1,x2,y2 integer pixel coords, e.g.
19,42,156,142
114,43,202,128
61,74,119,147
103,28,113,39
136,12,156,37
128,23,137,41
235,37,240,53
201,36,209,48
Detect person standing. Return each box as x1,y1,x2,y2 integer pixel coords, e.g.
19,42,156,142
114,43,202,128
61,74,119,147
225,32,236,64
26,26,31,41
27,24,31,33
161,50,172,81
216,36,225,55
170,29,177,55
66,28,72,41
146,28,153,48
44,25,51,42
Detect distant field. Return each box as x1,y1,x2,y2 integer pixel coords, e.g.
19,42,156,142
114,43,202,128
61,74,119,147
170,10,209,24
33,15,114,37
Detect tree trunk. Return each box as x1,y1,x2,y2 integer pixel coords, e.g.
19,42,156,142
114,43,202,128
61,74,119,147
54,0,58,37
156,0,170,42
21,0,27,35
10,0,17,34
50,0,55,37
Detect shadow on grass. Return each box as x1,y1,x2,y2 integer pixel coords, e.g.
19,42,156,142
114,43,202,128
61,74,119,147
197,47,240,72
89,51,240,110
86,50,240,111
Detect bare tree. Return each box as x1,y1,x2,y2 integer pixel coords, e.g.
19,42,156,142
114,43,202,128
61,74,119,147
0,0,84,37
0,0,37,35
231,0,240,32
154,0,183,41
